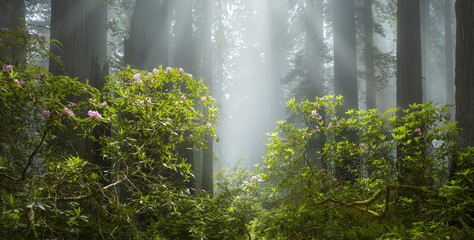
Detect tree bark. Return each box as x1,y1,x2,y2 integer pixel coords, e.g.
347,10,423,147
124,0,168,70
49,0,87,80
305,0,324,99
0,0,26,67
396,0,423,109
420,0,430,103
445,0,455,109
202,0,213,194
334,0,358,113
363,0,376,109
455,0,474,147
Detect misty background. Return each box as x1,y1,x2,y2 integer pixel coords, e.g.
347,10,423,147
19,0,456,175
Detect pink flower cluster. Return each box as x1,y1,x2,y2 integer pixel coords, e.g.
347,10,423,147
87,110,102,120
33,33,46,40
63,108,74,117
14,79,24,85
42,110,51,117
3,65,13,71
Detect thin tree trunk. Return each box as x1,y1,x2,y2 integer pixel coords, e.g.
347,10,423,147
202,0,213,194
445,0,455,109
305,0,324,99
364,0,375,109
420,0,430,103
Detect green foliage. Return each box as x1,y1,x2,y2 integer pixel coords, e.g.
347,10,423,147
254,95,472,239
1,28,472,239
1,28,219,239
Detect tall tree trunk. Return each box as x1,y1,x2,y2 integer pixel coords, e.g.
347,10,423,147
202,0,213,194
0,0,26,67
363,0,376,109
172,0,194,72
172,0,195,191
445,0,455,110
334,0,358,113
333,0,357,181
305,0,324,99
396,0,423,185
86,0,108,166
455,0,474,148
124,0,168,70
49,0,87,80
420,0,430,103
396,0,423,109
49,0,108,165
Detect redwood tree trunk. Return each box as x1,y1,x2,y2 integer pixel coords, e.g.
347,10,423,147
124,0,168,70
455,0,474,147
305,0,324,99
334,0,358,113
396,0,423,109
445,0,455,109
202,0,213,194
49,0,87,80
364,0,376,109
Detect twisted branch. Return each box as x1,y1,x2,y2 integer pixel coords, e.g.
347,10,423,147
312,184,439,218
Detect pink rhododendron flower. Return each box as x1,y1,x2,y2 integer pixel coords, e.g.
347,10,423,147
42,110,51,117
332,178,337,181
88,110,102,120
63,108,74,117
319,97,325,101
206,123,212,128
181,95,186,100
339,118,345,123
319,168,326,172
414,128,421,133
359,143,365,147
153,68,159,73
147,98,152,104
328,123,333,128
311,110,317,116
243,181,249,185
166,67,172,72
200,96,207,102
89,98,95,104
133,73,141,80
303,132,307,136
101,101,108,108
39,34,46,40
3,65,13,71
251,176,257,180
14,79,24,85
178,68,184,73
315,126,319,130
316,115,322,120
189,134,193,138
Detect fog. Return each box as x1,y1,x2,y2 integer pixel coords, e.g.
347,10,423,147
22,0,456,174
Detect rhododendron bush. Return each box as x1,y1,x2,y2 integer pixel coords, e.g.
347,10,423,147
253,95,473,239
0,29,219,239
